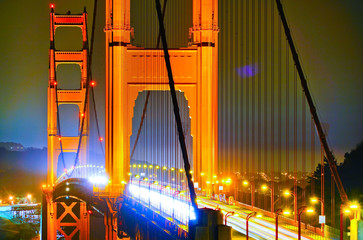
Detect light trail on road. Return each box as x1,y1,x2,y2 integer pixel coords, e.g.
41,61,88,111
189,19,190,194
199,198,313,240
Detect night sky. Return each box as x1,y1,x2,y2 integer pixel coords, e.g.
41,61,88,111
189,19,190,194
0,0,361,163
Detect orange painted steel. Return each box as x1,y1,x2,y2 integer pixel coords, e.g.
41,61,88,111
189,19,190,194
105,0,219,197
46,7,90,240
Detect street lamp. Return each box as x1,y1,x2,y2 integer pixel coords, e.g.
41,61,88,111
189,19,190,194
311,197,325,236
275,209,290,240
340,203,360,240
284,190,297,221
245,212,262,240
224,211,235,225
261,184,274,213
298,206,314,240
243,180,255,208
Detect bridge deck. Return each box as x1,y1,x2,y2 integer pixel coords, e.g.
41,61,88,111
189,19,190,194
199,197,327,240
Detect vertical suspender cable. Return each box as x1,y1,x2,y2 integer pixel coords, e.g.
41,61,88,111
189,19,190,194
155,0,198,213
129,0,167,163
278,11,282,180
246,0,250,182
275,0,348,204
257,0,262,207
270,0,275,192
311,118,315,194
251,0,256,189
263,0,268,182
285,42,289,184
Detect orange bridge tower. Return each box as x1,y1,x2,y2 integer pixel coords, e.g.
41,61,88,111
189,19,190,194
104,0,219,237
43,6,90,240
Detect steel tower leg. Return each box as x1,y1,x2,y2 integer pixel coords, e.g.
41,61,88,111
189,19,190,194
44,6,90,240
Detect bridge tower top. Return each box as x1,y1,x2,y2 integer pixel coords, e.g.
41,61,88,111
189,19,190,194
105,0,219,196
47,7,90,186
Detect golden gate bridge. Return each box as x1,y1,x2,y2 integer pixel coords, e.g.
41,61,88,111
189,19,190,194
41,0,361,239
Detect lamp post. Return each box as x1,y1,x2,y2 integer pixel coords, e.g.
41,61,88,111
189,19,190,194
298,206,314,240
261,184,274,213
246,212,261,240
246,212,256,240
275,209,290,240
224,211,235,225
340,203,360,240
243,180,255,208
284,190,297,222
311,197,325,236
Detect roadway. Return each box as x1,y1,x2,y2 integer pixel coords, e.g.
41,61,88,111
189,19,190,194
199,198,314,240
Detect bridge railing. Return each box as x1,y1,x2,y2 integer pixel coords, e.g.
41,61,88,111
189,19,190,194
231,199,323,237
55,164,106,185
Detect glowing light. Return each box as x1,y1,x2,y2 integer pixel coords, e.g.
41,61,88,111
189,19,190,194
121,181,126,185
284,190,291,196
311,197,318,203
350,204,359,209
213,175,217,178
261,185,268,190
128,172,132,176
344,209,351,214
65,187,70,192
135,175,140,179
99,137,104,142
225,178,232,184
138,164,141,168
89,176,108,185
128,184,196,223
216,181,219,184
80,112,85,117
58,137,62,141
156,166,160,169
90,81,96,87
179,169,184,172
171,168,175,171
256,214,263,218
206,181,211,185
42,184,46,188
87,210,93,214
243,180,249,186
50,3,55,8
283,211,291,215
189,170,193,174
66,182,69,186
9,196,13,201
306,209,314,213
133,164,136,168
163,166,167,170
143,178,148,181
154,181,159,185
143,164,147,168
201,172,205,176
53,81,57,86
